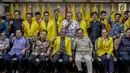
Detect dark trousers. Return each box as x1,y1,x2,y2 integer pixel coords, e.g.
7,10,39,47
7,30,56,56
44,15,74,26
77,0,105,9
52,53,69,73
28,54,46,73
99,54,114,73
4,54,24,73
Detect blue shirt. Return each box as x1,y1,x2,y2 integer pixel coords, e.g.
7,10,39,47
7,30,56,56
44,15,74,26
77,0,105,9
0,24,4,33
11,18,23,33
89,21,103,43
109,22,124,37
8,36,30,55
3,19,11,38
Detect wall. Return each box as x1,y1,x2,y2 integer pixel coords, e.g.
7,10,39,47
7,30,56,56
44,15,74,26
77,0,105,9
1,0,130,17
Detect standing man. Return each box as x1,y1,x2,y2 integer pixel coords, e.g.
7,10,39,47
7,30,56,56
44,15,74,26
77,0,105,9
22,13,39,38
3,12,12,38
54,9,64,36
122,11,129,24
62,12,78,41
109,13,124,39
39,11,56,41
76,12,89,36
100,11,111,32
9,10,24,38
88,12,103,44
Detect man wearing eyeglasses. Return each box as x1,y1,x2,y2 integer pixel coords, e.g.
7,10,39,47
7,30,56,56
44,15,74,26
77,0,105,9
9,10,24,38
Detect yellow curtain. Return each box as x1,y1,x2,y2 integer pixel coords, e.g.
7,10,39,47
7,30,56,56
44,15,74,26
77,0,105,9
22,4,27,20
10,4,14,18
111,3,115,21
48,4,53,20
28,4,32,13
36,3,39,12
41,4,45,19
71,4,76,21
79,4,84,19
100,4,104,13
85,3,90,22
118,4,123,22
93,4,97,12
16,4,19,10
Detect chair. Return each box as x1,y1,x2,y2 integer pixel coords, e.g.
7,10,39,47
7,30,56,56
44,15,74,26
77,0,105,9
11,50,31,73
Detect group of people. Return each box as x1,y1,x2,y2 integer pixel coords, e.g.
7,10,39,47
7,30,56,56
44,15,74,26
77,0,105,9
0,7,130,73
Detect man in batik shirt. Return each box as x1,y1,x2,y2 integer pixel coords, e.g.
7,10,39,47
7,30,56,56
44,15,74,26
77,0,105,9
28,30,51,73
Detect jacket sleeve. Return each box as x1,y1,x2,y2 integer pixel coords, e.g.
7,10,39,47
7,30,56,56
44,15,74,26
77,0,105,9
68,38,72,56
51,21,56,41
107,38,114,55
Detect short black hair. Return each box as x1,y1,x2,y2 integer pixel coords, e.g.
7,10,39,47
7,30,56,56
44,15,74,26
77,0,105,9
115,13,121,18
0,31,6,36
26,13,33,17
91,12,99,17
42,30,48,35
35,12,41,16
43,11,49,15
76,12,82,16
54,9,59,13
101,11,107,15
126,28,130,32
124,11,129,15
15,29,23,35
76,28,84,33
14,10,21,15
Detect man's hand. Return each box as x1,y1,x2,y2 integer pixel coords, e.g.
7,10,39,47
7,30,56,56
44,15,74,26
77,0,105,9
40,53,46,56
21,49,26,55
107,54,110,59
32,52,38,56
69,57,73,62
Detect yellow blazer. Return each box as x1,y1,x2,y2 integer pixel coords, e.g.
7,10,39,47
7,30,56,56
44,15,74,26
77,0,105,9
97,37,114,56
80,20,90,36
39,20,56,41
52,36,72,56
101,18,111,32
124,19,130,33
23,20,39,38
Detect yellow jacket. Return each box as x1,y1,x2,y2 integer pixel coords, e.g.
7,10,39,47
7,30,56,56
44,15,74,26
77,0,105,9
52,36,72,56
124,19,130,33
101,18,111,32
39,20,56,41
79,20,90,36
97,37,114,56
23,20,39,38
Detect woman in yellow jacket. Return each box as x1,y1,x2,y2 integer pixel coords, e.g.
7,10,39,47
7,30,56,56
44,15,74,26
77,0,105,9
39,11,56,41
23,13,39,38
97,28,114,73
52,28,72,73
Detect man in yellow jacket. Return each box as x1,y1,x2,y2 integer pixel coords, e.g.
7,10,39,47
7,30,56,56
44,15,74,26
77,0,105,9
100,11,111,32
23,13,39,38
54,9,64,36
124,12,130,32
76,12,90,36
39,11,56,41
52,28,72,73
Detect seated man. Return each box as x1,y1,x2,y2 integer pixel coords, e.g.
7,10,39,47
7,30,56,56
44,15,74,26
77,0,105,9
28,30,51,73
118,28,130,73
73,28,93,73
52,28,72,73
118,28,130,61
0,32,9,72
0,32,9,56
4,29,30,73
